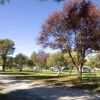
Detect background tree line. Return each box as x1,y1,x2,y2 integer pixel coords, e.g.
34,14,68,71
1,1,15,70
0,38,100,73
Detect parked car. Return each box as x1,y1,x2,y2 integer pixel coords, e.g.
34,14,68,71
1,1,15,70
50,66,69,72
33,66,42,71
61,67,69,72
82,66,91,73
50,67,60,72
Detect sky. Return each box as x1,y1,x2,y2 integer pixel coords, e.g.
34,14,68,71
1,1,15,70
0,0,100,57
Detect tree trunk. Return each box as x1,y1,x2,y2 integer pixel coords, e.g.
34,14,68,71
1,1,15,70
67,49,79,72
57,67,61,76
2,62,6,72
20,67,22,72
69,66,73,75
2,56,6,72
79,63,83,80
93,68,96,81
57,70,60,76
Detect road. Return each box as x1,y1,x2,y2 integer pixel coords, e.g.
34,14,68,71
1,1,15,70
0,75,100,100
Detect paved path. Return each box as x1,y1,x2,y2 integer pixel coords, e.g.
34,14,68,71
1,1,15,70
0,75,100,100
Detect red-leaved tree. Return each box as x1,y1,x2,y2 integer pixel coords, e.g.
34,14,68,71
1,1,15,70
38,0,100,79
36,50,48,68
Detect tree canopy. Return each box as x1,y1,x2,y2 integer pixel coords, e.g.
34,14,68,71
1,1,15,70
0,39,15,71
36,50,48,68
47,51,67,67
86,53,100,68
14,53,28,72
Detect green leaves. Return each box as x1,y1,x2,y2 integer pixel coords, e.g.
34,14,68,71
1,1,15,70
0,39,15,71
14,53,28,71
86,53,100,68
14,53,28,67
47,51,68,67
0,39,15,55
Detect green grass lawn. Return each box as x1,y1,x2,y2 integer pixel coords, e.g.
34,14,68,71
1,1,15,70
0,69,100,92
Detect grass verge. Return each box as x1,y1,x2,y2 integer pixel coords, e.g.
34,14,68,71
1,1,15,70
0,70,100,92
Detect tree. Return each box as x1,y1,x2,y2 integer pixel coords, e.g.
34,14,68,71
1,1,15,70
95,53,100,68
30,52,37,66
38,0,100,79
36,50,48,69
31,51,49,70
47,51,65,67
14,53,28,72
6,56,14,69
47,51,68,75
27,59,35,70
0,39,15,71
86,52,100,68
0,56,2,65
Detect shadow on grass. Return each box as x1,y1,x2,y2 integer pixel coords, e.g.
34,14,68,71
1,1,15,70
18,75,66,80
43,77,100,92
0,72,32,75
15,75,100,92
71,84,100,92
